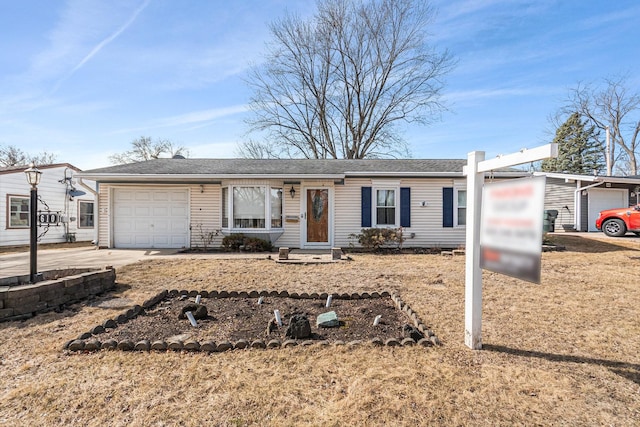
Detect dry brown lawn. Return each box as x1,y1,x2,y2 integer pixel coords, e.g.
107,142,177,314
1,234,639,426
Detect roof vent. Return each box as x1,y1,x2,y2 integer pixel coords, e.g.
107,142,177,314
172,154,186,159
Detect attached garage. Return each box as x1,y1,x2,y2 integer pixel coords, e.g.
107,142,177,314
587,188,628,232
113,188,189,248
535,172,640,233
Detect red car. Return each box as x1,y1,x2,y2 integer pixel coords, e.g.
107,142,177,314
595,204,640,237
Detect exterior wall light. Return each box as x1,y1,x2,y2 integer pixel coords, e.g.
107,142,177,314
289,186,296,199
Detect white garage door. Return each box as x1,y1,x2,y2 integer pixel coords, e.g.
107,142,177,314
113,188,189,248
587,188,628,231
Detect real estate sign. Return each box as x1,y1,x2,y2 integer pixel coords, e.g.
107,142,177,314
479,176,546,283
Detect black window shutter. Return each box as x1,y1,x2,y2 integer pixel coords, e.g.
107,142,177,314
361,187,372,227
400,187,411,227
443,187,454,227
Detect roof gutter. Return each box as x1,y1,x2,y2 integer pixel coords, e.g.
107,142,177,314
534,171,640,185
75,173,347,182
77,178,97,197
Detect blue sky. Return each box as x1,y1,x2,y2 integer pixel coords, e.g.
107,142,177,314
1,0,639,170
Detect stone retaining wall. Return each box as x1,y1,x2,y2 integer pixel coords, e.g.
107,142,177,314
0,268,116,322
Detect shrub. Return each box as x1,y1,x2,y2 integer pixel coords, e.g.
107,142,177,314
222,234,273,252
349,227,404,252
222,233,246,251
242,237,273,252
193,224,221,251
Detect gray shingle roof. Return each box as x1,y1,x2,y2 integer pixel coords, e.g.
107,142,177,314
81,158,469,176
0,163,80,175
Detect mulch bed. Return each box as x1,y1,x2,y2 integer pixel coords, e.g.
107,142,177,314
66,291,440,352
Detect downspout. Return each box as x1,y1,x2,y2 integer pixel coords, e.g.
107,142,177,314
63,168,71,239
574,180,604,231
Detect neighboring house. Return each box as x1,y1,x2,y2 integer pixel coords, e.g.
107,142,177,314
77,158,525,250
535,172,640,232
0,164,97,247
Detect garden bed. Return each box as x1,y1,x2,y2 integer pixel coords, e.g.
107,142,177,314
65,290,440,352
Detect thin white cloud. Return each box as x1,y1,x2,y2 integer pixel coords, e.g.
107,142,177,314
579,4,640,29
443,85,561,108
110,105,249,135
69,0,150,76
50,0,151,93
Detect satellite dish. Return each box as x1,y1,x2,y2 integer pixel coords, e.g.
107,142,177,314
68,189,86,197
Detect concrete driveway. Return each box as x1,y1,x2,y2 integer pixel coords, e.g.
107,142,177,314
0,246,281,279
0,247,179,278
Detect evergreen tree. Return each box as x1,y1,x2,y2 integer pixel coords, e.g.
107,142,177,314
541,112,605,174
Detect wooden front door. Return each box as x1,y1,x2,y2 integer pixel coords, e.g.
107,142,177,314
306,189,329,243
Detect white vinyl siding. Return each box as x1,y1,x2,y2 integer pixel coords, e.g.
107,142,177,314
334,178,465,249
0,166,96,246
190,184,221,249
275,183,301,248
543,177,577,230
98,185,109,247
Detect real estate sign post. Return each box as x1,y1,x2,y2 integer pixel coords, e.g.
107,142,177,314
464,144,557,350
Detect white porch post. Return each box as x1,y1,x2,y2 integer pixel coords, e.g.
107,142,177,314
464,151,485,350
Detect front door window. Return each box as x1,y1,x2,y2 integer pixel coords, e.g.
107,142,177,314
306,189,329,243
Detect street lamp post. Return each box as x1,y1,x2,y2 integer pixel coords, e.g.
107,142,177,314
24,163,42,283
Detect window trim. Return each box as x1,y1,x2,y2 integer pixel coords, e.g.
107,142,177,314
7,194,30,229
221,185,284,231
77,199,95,229
373,187,399,227
454,187,467,227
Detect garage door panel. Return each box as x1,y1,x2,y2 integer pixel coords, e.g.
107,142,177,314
134,235,152,246
152,192,170,202
117,222,133,232
115,191,134,202
170,236,188,246
172,220,188,231
171,206,188,216
113,188,189,248
115,206,133,216
152,235,169,246
133,191,151,202
153,220,170,232
170,192,188,202
135,206,152,216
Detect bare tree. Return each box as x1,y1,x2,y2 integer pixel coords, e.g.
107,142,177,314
0,145,57,167
109,136,190,164
565,76,640,175
244,0,453,159
234,140,281,159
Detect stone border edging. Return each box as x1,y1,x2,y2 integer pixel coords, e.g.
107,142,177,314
64,289,441,353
